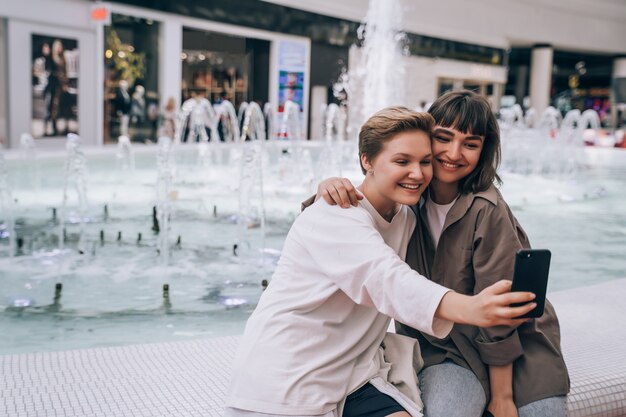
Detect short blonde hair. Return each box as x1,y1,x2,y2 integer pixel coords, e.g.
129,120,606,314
358,106,434,174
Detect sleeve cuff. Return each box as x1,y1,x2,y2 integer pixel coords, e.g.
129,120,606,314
475,331,523,365
300,195,316,212
428,289,454,339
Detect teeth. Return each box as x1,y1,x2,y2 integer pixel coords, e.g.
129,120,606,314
441,161,461,168
399,183,420,190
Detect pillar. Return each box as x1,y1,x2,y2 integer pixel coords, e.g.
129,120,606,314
159,20,183,112
610,57,626,129
515,65,528,107
310,86,327,141
529,44,553,119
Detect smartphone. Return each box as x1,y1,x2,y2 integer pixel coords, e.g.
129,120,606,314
510,249,551,318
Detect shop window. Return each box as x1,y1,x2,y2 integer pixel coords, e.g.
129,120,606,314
103,14,160,144
181,28,252,109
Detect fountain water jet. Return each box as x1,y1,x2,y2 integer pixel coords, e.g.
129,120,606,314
348,0,407,136
60,134,89,253
156,136,174,266
237,102,267,267
0,153,16,257
116,135,135,171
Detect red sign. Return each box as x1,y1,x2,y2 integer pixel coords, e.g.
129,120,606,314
91,6,110,24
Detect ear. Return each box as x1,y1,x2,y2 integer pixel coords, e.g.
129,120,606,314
361,153,372,173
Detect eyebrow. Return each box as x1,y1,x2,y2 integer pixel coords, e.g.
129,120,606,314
392,152,432,159
433,128,483,141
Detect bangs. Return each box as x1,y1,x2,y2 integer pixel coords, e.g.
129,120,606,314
429,94,489,137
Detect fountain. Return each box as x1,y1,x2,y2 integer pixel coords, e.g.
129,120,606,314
116,135,135,171
238,103,266,220
155,136,174,266
0,152,16,257
217,100,241,143
315,103,346,183
348,0,407,136
500,104,526,129
19,133,39,189
263,102,276,141
0,0,624,356
60,134,89,254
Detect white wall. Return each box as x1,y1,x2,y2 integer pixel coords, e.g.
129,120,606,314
262,0,626,54
349,47,507,108
0,19,7,147
0,0,93,31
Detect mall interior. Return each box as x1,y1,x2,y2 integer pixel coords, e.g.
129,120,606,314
1,1,626,417
0,0,625,147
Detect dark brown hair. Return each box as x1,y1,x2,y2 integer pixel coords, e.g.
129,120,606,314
428,90,501,193
358,106,434,174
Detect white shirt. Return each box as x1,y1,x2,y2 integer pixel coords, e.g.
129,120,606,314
226,198,453,416
425,194,458,248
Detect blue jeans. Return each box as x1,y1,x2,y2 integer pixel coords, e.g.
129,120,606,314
418,361,567,417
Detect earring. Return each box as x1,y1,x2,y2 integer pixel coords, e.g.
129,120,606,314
368,169,374,175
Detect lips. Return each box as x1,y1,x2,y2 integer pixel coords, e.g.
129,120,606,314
437,159,464,169
399,183,421,190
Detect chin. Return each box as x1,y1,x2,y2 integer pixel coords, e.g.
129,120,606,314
394,192,422,206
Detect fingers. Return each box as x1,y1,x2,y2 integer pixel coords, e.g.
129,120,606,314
317,177,341,205
498,291,536,306
321,185,339,205
498,302,536,319
321,191,335,205
484,279,513,295
332,184,350,207
317,177,359,208
340,178,362,206
332,179,357,208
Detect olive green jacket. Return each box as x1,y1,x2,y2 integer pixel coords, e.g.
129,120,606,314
396,185,570,407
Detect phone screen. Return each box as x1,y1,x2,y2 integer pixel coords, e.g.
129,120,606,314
510,249,551,318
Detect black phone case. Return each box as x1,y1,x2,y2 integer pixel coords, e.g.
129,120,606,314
510,249,551,318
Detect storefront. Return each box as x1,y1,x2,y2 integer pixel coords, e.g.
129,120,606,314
104,2,311,144
2,0,99,149
0,0,310,148
104,14,160,143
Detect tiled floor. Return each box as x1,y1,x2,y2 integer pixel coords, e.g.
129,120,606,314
549,278,626,417
2,278,626,417
1,336,238,417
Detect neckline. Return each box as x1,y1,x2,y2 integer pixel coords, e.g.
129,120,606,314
359,194,403,227
427,190,459,209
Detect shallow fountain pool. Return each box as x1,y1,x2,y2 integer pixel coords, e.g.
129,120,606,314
0,142,625,355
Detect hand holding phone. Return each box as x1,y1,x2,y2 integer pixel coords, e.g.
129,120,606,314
510,249,551,318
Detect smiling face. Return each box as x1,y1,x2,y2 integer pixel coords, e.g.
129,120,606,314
427,90,501,195
361,130,433,215
431,125,484,188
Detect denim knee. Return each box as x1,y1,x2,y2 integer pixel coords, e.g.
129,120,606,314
418,361,485,417
518,395,567,417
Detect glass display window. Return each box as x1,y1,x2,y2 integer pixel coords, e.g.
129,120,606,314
181,28,251,108
103,14,160,144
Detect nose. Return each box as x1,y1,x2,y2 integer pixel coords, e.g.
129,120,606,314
408,164,425,180
447,142,462,160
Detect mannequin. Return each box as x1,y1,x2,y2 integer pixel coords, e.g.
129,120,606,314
115,80,131,137
47,39,69,136
131,85,146,127
129,85,146,140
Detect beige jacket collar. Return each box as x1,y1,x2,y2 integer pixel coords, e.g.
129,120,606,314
417,185,499,232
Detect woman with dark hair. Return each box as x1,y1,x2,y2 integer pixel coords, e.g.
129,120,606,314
316,91,569,417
